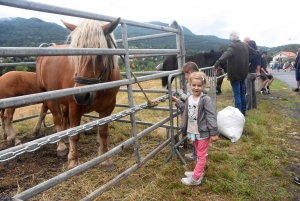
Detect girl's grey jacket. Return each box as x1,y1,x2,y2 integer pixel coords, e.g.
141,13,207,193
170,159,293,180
175,94,218,139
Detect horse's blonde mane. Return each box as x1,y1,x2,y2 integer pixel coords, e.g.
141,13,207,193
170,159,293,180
66,19,118,75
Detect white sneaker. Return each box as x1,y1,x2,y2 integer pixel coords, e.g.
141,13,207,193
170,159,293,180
181,176,202,186
184,172,204,180
184,153,196,161
184,171,194,177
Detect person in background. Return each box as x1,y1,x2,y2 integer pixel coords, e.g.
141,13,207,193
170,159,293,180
244,37,250,44
172,71,218,186
213,31,256,116
293,47,300,92
259,51,274,94
245,40,260,110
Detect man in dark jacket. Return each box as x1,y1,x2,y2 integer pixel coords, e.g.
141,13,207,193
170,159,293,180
258,51,274,94
294,47,300,92
214,31,256,116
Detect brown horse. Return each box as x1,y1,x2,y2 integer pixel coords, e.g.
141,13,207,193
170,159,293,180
36,18,121,170
0,71,68,151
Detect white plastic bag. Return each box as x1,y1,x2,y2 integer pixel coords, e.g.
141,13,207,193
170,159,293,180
217,106,245,142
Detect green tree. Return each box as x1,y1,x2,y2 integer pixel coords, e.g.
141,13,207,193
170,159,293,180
15,66,28,71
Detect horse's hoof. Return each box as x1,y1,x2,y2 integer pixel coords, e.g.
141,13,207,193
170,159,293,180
100,161,115,171
32,128,41,137
6,137,15,145
57,149,68,157
14,138,22,146
57,142,68,156
68,160,78,169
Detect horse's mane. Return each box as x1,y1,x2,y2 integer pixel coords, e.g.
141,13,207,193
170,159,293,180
66,19,118,75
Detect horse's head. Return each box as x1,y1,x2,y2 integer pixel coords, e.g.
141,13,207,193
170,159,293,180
203,51,227,72
61,18,121,106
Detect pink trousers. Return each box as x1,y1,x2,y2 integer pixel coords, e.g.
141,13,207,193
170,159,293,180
193,138,209,180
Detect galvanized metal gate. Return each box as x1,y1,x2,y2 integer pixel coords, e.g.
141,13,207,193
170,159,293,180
0,0,217,200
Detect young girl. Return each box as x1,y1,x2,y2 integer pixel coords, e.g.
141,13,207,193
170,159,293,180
172,71,218,185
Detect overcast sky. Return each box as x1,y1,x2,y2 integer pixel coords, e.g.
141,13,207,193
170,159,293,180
0,0,299,48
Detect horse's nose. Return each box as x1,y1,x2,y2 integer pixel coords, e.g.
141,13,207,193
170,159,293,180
73,92,94,106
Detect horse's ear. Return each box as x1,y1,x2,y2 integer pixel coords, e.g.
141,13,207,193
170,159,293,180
102,17,121,35
61,20,77,31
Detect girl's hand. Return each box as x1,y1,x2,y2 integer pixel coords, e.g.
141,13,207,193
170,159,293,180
210,135,218,142
172,96,179,102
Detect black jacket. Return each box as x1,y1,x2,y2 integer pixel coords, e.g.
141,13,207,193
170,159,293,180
214,40,256,81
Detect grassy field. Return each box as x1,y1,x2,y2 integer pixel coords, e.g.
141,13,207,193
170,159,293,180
1,77,300,200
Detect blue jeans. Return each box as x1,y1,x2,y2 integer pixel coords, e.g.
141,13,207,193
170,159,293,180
230,79,246,116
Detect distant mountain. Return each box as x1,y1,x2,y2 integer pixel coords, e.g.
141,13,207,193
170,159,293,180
0,17,296,56
113,21,232,54
0,17,231,54
0,17,68,47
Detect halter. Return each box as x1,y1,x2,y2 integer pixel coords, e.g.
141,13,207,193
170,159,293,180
73,35,114,85
73,65,108,85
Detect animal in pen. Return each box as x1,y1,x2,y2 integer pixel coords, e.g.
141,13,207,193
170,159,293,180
36,17,122,170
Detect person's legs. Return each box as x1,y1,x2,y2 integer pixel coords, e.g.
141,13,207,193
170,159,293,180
193,138,209,179
295,69,300,91
266,75,274,94
230,80,242,112
240,80,246,115
251,75,257,109
245,74,252,110
260,74,268,94
246,73,256,110
267,75,274,87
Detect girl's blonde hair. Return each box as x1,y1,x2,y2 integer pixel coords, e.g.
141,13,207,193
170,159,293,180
189,71,207,87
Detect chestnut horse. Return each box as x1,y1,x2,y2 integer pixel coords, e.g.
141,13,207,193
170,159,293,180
0,71,67,148
36,18,121,170
161,50,227,94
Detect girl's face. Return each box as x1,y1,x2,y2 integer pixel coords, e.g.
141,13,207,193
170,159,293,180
189,78,204,96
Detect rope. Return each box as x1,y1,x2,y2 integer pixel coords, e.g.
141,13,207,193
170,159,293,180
107,35,159,108
130,70,158,108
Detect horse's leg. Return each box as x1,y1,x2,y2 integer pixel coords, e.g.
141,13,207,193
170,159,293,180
47,100,68,156
98,101,116,171
61,104,69,144
0,109,7,140
67,105,82,169
32,102,48,137
2,108,21,145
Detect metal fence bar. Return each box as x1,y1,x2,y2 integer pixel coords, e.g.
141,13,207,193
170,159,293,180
0,62,35,67
0,70,179,109
81,137,171,201
0,112,50,126
115,32,176,43
13,113,174,201
0,47,179,57
0,1,188,200
82,113,179,130
0,0,179,33
0,93,170,161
